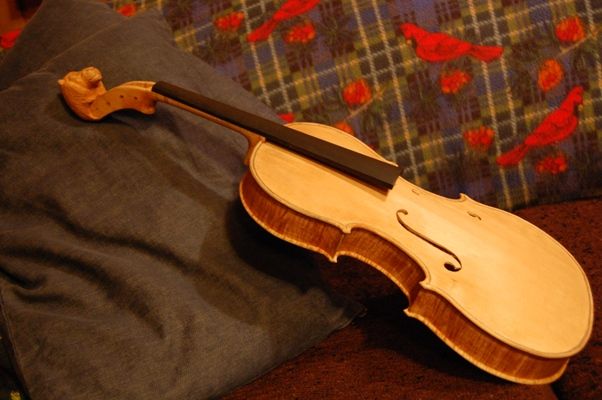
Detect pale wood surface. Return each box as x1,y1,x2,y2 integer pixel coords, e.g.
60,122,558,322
58,69,594,384
247,122,593,359
58,68,265,163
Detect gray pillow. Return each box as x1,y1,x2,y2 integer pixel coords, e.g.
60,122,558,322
0,0,125,90
0,2,361,399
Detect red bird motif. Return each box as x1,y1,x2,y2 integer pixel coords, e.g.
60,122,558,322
496,86,584,167
247,0,320,42
400,23,503,62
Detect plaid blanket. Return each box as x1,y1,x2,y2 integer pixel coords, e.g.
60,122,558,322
8,0,601,210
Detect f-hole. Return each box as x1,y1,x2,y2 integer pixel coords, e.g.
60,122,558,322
396,209,463,272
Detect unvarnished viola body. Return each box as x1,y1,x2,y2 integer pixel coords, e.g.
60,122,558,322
58,68,594,385
240,122,593,384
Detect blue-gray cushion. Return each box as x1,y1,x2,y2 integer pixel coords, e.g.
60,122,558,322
0,1,361,399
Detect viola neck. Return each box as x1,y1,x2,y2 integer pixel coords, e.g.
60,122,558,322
151,81,401,190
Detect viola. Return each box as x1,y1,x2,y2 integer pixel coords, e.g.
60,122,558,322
59,67,593,385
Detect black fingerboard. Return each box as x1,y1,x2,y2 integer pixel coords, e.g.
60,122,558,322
152,81,401,189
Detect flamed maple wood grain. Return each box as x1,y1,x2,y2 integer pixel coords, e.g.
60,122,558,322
239,173,572,384
408,291,569,384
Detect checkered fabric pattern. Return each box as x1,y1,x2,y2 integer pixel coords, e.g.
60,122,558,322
55,1,602,209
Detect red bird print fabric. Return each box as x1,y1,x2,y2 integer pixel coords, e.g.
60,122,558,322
400,23,503,62
247,0,320,42
497,86,584,167
93,0,602,211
